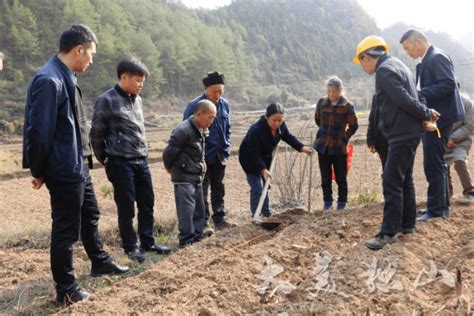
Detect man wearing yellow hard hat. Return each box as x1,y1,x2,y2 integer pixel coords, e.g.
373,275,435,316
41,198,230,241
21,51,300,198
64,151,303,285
353,35,440,250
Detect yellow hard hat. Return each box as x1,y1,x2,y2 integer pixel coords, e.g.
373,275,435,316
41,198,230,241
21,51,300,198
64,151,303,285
353,36,389,64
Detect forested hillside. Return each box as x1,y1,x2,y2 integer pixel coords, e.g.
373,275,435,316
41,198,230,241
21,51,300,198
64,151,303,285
0,0,259,122
0,0,472,129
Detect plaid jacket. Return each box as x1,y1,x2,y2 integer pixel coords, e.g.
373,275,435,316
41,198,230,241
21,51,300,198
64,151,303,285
313,96,358,155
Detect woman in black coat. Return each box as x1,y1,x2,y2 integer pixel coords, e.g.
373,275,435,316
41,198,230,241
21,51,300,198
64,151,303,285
239,103,313,217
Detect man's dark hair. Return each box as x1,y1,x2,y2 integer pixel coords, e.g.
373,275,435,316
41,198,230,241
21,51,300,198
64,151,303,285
59,24,98,53
399,29,427,44
116,58,150,79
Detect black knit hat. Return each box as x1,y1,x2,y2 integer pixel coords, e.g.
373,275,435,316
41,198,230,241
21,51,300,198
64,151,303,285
202,71,225,88
266,103,285,117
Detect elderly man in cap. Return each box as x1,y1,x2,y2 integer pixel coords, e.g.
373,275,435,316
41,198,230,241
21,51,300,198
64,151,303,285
353,35,439,250
183,72,233,231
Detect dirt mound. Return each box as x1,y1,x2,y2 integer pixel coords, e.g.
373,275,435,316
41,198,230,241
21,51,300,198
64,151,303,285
66,202,473,314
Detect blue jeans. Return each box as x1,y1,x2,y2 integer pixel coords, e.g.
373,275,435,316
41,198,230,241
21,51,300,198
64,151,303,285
105,157,155,252
380,138,420,236
422,125,452,216
246,173,271,217
174,183,205,246
46,159,110,295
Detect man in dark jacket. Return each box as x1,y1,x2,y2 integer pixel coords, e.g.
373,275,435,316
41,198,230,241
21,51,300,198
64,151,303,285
400,29,465,221
183,72,232,230
22,25,129,307
353,35,439,250
163,100,217,247
90,58,171,263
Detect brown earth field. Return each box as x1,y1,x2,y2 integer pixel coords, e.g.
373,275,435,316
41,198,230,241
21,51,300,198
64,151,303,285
0,116,473,314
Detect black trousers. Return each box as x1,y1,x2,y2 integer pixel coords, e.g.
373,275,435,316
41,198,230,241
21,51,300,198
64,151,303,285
380,138,419,236
422,125,452,216
105,157,155,253
202,162,226,223
318,153,348,203
46,162,110,295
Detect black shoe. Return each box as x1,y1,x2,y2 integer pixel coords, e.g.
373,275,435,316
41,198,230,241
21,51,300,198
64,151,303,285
202,226,215,238
416,212,447,222
141,244,171,255
365,234,395,250
214,219,236,230
400,227,416,234
127,248,145,263
90,260,130,277
55,287,90,307
416,208,428,215
179,239,197,248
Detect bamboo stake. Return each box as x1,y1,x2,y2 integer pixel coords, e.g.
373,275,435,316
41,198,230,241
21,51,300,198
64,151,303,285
308,131,314,212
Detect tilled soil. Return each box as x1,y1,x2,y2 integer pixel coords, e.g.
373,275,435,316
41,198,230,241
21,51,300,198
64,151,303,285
0,129,473,313
65,203,473,314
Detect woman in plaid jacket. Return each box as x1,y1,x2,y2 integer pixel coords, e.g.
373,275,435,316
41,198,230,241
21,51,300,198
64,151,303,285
314,76,358,210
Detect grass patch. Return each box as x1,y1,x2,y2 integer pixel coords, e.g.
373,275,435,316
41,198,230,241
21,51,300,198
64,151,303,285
0,227,50,249
349,186,379,205
0,279,56,315
99,184,114,199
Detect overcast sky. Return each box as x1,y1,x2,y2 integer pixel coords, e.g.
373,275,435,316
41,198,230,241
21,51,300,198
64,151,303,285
181,0,474,40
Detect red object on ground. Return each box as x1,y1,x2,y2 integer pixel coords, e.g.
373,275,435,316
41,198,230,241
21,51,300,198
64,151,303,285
331,144,353,180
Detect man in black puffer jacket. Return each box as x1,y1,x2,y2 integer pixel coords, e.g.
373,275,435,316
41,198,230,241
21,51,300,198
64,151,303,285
163,100,217,247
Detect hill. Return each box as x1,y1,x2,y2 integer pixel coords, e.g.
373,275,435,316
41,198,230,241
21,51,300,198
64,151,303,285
0,0,377,125
0,0,472,127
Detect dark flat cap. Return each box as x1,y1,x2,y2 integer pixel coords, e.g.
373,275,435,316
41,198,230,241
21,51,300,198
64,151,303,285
203,71,225,88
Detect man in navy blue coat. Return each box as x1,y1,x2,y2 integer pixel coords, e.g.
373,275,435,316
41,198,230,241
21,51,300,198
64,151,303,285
22,25,128,307
183,72,232,230
400,29,465,221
